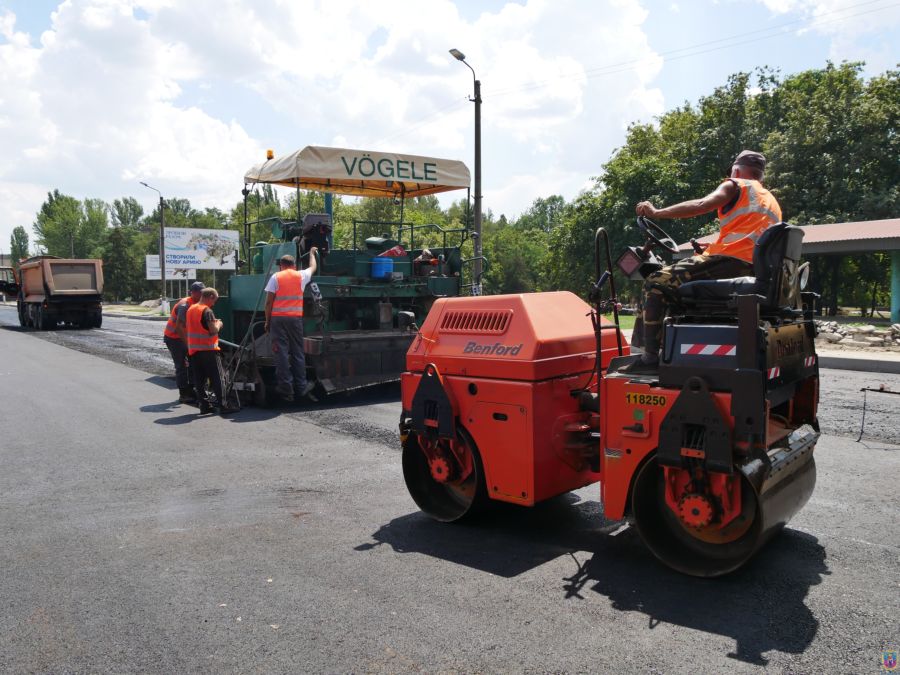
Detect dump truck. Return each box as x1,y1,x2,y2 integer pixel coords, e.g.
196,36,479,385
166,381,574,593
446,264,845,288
400,218,819,577
17,256,104,329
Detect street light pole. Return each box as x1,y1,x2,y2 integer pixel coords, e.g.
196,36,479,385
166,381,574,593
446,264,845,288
140,181,167,308
450,48,483,295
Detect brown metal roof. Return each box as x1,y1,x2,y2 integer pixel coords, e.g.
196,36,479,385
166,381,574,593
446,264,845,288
677,218,900,256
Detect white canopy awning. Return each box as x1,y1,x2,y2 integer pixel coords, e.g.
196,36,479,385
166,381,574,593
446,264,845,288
244,146,471,198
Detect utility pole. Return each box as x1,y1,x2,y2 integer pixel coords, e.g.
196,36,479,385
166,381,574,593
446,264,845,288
140,182,167,310
450,48,483,295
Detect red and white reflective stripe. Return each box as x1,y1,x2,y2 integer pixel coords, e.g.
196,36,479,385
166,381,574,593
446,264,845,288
680,343,737,356
768,366,781,379
804,355,816,367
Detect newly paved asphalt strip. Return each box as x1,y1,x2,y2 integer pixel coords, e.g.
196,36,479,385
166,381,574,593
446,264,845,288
1,308,898,673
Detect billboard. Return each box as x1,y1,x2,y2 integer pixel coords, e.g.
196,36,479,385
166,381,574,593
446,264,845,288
164,228,239,269
145,255,198,280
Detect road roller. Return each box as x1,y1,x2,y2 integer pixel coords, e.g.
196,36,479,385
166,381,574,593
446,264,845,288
399,218,820,576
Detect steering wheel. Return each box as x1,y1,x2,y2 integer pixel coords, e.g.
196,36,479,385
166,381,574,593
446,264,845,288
636,216,679,254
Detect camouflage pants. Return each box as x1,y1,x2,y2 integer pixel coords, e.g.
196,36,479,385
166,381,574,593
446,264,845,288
640,254,752,355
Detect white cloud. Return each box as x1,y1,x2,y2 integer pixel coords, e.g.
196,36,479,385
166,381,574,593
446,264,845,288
0,0,666,246
756,0,900,72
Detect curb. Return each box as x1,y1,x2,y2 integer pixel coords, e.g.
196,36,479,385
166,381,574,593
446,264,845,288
104,312,167,322
817,352,900,375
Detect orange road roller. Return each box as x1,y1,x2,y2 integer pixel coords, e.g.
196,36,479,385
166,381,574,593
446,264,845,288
399,220,819,576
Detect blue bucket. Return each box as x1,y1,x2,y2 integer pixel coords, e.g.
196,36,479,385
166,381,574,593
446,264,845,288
371,257,394,279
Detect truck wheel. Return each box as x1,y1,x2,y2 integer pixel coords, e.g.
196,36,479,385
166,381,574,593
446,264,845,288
93,313,102,328
17,304,26,327
39,308,54,330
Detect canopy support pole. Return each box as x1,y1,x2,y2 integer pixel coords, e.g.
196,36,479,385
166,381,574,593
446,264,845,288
325,193,334,249
242,185,250,269
400,187,408,250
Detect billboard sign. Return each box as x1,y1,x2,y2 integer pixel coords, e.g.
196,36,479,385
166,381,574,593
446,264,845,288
164,228,239,269
145,255,198,280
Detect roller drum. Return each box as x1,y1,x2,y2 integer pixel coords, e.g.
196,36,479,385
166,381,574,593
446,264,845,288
631,432,817,577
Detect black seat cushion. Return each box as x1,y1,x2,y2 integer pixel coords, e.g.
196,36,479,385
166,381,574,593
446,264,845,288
678,276,757,301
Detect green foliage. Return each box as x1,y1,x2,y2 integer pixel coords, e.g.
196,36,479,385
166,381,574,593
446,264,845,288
549,62,899,308
110,197,144,229
10,226,29,264
103,225,140,301
33,190,108,258
482,222,548,294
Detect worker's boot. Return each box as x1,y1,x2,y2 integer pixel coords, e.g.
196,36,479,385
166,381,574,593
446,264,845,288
298,381,318,402
179,387,197,404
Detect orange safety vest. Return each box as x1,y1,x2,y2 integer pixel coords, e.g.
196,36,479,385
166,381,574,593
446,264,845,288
186,302,219,356
163,297,195,339
706,178,782,263
271,269,304,317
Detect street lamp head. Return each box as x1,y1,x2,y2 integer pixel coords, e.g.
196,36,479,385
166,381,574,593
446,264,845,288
449,48,466,61
139,181,162,198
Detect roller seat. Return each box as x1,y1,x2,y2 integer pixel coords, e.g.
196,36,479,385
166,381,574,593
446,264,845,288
676,222,804,315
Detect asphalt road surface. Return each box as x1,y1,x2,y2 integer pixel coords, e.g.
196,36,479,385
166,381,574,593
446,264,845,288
1,306,898,673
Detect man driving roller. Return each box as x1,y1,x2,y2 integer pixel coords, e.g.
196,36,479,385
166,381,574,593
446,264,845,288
623,150,782,374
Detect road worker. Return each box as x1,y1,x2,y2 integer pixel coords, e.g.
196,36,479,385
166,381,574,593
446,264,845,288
163,280,204,403
186,287,239,415
264,249,318,402
623,150,782,374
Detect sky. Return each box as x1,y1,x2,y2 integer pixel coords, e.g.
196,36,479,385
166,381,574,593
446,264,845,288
0,0,898,251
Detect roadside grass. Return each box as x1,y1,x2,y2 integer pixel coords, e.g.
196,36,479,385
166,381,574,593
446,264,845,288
602,313,636,331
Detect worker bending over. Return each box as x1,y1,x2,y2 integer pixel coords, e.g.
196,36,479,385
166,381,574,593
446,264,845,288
624,150,782,374
186,287,239,415
163,281,204,403
265,249,318,402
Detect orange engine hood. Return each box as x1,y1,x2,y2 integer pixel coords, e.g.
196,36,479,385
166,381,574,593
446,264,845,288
406,291,628,381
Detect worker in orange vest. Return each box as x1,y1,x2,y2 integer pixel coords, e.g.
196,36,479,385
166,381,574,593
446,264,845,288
264,249,318,402
186,287,239,415
163,281,204,403
623,150,782,374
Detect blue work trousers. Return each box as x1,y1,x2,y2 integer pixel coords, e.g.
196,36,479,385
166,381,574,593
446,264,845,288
270,316,307,394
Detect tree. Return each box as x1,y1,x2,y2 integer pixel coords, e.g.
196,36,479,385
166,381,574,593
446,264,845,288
544,63,899,309
110,197,144,230
515,195,567,233
32,190,108,258
102,225,139,301
483,222,548,294
33,190,83,256
82,198,110,258
10,226,29,264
